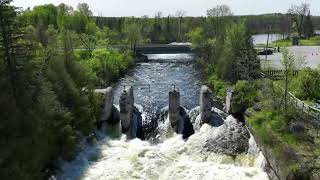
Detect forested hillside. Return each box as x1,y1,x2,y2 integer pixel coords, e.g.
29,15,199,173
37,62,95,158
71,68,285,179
0,2,134,179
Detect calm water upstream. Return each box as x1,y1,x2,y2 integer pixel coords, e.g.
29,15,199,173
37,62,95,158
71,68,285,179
252,33,284,45
112,53,202,123
55,54,269,180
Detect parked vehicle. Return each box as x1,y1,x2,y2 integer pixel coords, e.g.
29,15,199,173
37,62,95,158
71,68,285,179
258,49,273,55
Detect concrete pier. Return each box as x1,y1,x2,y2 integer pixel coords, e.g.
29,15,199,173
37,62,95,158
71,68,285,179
101,87,114,122
225,86,234,113
169,88,180,127
119,86,134,133
200,85,212,124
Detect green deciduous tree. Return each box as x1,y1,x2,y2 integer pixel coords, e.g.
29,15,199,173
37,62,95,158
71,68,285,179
281,49,298,112
216,21,260,83
124,19,142,50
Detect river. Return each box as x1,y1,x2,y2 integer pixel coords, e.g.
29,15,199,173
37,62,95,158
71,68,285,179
112,54,202,126
252,33,284,45
55,54,269,180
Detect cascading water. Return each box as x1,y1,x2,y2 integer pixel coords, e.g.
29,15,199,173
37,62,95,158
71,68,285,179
54,54,269,180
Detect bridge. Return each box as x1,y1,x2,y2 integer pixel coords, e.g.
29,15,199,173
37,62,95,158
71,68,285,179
135,44,193,54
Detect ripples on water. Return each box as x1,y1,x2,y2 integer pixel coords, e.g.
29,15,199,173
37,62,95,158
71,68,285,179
55,54,269,180
113,54,202,124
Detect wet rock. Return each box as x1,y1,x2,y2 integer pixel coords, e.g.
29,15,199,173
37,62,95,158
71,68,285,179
132,106,143,139
158,106,194,139
137,54,149,62
288,122,305,139
253,103,262,112
190,106,227,131
225,87,247,119
203,116,250,156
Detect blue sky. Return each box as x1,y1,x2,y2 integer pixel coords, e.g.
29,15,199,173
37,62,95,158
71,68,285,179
13,0,320,17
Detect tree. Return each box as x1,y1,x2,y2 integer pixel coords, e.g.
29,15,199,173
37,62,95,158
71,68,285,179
0,0,19,100
281,49,298,112
207,5,233,38
164,15,174,42
175,10,187,42
77,3,93,18
288,3,310,38
187,27,205,49
304,11,314,39
279,15,291,39
216,21,260,83
124,20,142,50
150,13,163,43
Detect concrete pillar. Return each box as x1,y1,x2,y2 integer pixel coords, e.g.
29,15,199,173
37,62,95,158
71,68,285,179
119,86,134,133
225,86,234,113
200,85,212,124
101,87,114,122
169,88,180,127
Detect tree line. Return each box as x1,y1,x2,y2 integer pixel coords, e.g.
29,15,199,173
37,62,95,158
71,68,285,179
93,8,320,46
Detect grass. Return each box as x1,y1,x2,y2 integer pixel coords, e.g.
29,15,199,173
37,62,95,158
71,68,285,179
248,106,320,176
271,36,320,47
247,78,320,177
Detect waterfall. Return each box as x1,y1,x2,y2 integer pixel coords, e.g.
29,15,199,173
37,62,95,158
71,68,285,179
53,54,269,180
54,117,269,180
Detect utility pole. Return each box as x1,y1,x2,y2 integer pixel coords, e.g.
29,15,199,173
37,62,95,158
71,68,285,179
265,26,271,61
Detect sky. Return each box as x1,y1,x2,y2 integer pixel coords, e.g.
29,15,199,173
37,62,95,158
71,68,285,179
12,0,320,17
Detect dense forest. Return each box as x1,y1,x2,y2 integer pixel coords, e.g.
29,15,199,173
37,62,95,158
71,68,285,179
93,13,320,44
0,1,134,179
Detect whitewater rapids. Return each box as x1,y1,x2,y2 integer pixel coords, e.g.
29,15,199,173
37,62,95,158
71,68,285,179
55,117,269,180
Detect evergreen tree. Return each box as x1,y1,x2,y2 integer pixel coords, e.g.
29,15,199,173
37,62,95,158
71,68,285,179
304,11,314,39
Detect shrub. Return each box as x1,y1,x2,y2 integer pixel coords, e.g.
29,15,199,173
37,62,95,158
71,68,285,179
208,74,227,98
291,68,320,101
233,80,257,109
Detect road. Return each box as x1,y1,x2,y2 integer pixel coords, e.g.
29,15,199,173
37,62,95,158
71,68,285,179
260,46,320,69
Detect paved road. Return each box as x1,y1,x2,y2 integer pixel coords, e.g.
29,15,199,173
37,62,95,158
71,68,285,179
260,46,320,69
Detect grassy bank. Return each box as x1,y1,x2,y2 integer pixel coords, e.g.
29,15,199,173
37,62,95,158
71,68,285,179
247,79,320,179
271,36,320,47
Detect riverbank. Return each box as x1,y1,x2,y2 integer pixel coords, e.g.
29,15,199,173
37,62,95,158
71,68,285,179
271,36,320,47
243,79,320,180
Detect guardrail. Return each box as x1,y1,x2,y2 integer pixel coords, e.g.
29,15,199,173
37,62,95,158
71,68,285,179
262,70,299,79
287,91,320,120
261,73,320,121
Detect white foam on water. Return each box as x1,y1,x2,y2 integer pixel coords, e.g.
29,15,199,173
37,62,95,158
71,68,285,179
146,53,194,61
55,116,269,180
